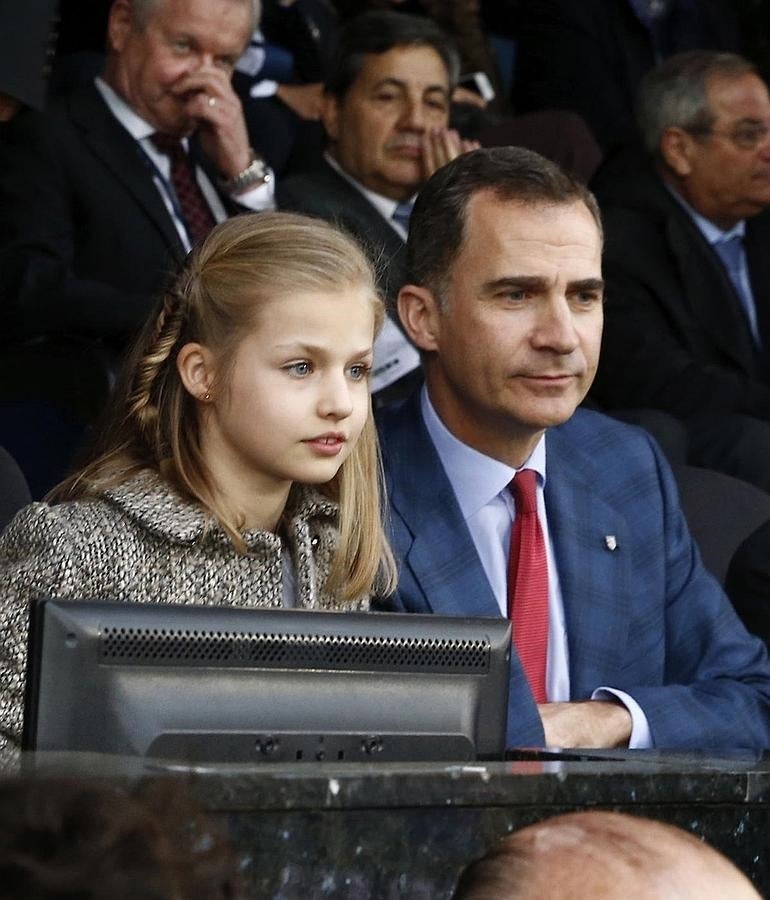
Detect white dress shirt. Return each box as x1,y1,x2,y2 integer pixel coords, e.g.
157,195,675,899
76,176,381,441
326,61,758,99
421,387,652,748
95,78,275,253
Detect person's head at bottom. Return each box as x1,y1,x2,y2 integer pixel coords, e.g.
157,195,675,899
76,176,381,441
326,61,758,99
453,810,760,899
0,776,242,899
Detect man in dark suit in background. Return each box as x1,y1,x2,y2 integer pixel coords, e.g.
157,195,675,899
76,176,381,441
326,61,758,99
590,51,770,492
278,11,477,400
377,146,770,752
0,0,273,349
512,0,744,151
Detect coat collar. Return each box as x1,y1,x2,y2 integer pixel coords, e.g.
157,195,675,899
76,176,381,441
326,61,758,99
381,390,501,620
100,470,338,550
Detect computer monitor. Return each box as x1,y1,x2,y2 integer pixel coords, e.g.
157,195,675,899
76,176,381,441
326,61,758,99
24,599,511,763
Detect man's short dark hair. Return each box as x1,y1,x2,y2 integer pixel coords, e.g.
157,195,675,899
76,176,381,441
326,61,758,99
325,10,460,99
407,146,603,304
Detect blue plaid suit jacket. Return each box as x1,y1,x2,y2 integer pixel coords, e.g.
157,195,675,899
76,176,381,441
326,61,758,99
377,391,770,751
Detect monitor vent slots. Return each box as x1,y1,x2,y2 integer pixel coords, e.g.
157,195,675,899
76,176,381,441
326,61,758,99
99,627,491,672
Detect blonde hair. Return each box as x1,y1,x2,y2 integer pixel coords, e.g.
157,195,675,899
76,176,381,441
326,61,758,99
52,212,397,601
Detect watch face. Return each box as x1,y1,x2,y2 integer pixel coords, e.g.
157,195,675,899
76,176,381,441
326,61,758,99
226,156,270,194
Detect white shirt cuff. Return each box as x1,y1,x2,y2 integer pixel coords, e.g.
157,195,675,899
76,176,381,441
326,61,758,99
230,172,276,211
592,687,653,749
250,79,279,98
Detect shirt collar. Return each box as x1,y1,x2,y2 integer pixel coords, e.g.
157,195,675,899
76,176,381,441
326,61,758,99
666,182,745,246
323,151,416,223
420,385,547,520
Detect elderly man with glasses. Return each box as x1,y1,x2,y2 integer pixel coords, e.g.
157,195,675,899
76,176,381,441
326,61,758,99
590,50,770,493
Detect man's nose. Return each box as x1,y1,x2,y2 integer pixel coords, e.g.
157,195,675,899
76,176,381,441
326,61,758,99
756,129,770,159
399,96,427,131
190,51,215,71
531,299,580,353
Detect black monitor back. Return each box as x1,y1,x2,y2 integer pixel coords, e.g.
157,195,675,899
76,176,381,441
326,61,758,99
24,600,511,763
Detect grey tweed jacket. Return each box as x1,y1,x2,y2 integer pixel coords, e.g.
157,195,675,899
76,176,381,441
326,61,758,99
0,471,368,759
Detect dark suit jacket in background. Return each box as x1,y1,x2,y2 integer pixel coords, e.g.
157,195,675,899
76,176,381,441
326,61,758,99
590,153,770,420
512,0,744,150
0,0,58,110
377,391,770,751
0,82,225,346
277,157,407,306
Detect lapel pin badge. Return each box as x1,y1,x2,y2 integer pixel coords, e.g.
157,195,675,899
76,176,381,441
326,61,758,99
604,535,618,551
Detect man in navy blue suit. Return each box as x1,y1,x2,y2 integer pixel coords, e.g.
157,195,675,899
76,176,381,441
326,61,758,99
377,146,770,751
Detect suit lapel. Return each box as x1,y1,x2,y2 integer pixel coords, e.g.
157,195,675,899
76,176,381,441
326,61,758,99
67,85,186,260
319,160,405,256
545,424,631,697
381,391,545,745
314,161,407,302
745,217,770,370
666,206,757,372
383,392,500,619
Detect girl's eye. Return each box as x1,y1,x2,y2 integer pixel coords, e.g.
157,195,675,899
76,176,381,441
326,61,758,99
286,361,312,377
348,364,371,382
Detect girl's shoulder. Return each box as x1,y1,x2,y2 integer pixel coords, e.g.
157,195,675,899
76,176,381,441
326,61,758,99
0,469,211,557
0,496,113,558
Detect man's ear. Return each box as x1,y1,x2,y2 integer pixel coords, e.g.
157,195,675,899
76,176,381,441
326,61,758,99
177,342,216,402
397,284,442,352
660,127,695,177
107,0,134,53
320,91,342,142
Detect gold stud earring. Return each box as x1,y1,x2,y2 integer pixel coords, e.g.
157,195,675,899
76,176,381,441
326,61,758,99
203,391,211,402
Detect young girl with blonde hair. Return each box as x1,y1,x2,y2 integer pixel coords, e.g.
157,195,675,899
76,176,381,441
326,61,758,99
0,211,397,757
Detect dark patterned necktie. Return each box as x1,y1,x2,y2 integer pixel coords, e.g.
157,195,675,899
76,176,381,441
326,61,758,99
150,133,216,246
507,469,549,703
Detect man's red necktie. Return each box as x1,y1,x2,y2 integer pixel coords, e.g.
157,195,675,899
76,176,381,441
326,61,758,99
507,469,549,703
150,134,216,246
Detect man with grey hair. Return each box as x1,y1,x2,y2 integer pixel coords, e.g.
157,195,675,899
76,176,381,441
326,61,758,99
590,50,770,491
0,0,273,349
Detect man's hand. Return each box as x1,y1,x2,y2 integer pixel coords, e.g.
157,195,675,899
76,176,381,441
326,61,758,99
174,65,253,179
538,700,632,749
0,92,21,122
420,126,481,180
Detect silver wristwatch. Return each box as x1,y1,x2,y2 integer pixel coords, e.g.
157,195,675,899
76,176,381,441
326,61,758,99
221,150,272,195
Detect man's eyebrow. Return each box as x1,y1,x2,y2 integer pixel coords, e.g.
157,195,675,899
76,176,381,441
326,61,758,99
567,278,605,292
481,276,605,294
482,276,549,293
372,77,449,97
